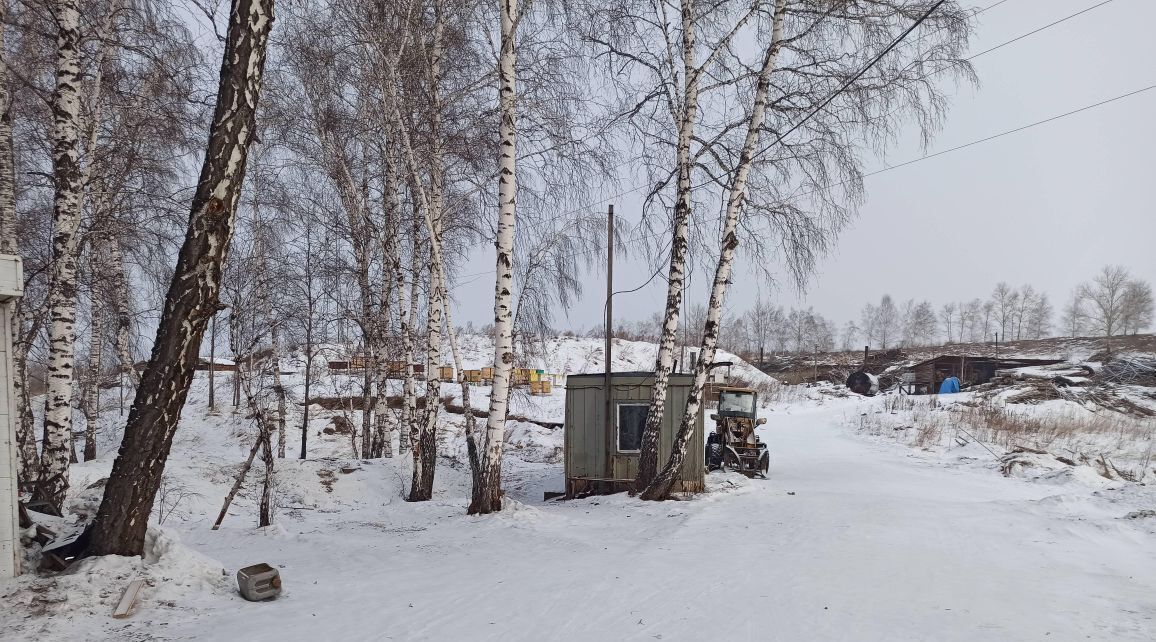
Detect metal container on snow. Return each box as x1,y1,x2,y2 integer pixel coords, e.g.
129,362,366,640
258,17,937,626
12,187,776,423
237,563,282,601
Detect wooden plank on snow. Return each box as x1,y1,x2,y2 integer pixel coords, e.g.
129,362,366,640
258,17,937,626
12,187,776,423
112,578,146,619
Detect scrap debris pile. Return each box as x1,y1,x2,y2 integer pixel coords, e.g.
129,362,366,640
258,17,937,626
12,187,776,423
1099,355,1156,386
970,357,1156,416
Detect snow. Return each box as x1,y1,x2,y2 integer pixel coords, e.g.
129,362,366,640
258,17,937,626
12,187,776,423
3,336,1156,640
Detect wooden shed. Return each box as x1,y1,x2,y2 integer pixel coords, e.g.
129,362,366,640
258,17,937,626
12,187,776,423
194,357,237,372
908,355,1064,394
564,372,704,497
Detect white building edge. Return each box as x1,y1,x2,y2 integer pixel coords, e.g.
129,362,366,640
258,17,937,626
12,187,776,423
0,254,24,577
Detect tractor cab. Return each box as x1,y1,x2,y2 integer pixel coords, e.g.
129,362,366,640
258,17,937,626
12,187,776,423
706,386,769,478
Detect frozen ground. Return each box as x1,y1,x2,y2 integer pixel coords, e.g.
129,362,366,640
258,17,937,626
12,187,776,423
3,339,1156,640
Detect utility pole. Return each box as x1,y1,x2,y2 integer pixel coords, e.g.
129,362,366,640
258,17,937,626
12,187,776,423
208,313,217,413
604,204,613,450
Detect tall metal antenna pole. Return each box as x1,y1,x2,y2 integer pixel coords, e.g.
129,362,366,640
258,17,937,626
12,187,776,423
208,313,217,412
604,204,614,448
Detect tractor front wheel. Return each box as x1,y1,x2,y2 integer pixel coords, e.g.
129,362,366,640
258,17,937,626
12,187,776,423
722,449,742,473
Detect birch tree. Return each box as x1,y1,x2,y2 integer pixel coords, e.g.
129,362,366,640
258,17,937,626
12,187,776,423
1079,265,1130,340
469,0,519,515
991,282,1018,340
1120,280,1153,336
627,0,971,499
642,0,789,498
940,302,956,343
33,0,85,512
86,0,274,557
80,237,109,461
1061,291,1084,338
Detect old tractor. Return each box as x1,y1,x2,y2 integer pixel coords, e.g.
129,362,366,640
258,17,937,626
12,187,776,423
705,386,769,478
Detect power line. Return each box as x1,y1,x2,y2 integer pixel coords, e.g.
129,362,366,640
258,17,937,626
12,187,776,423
965,0,1115,61
844,83,1156,185
478,0,1005,234
453,1,950,285
749,0,947,161
450,1,1133,290
504,0,1022,230
452,81,1156,292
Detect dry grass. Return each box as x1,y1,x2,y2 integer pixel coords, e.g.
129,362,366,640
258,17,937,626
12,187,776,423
856,396,1154,478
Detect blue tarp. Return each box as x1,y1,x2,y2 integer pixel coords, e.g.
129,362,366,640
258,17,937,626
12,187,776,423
939,376,960,394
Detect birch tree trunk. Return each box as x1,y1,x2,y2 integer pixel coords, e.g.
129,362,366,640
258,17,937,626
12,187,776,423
13,327,36,487
642,0,787,501
469,0,518,515
230,300,242,410
211,434,261,529
400,216,421,456
105,236,138,387
375,148,403,459
34,0,86,512
13,309,43,487
411,241,442,501
249,167,288,459
257,405,274,527
270,326,286,461
82,239,108,461
443,298,483,502
634,0,700,494
381,12,445,499
259,241,288,459
85,0,274,557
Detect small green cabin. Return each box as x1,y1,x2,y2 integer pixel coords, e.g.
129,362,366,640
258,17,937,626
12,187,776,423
564,372,705,496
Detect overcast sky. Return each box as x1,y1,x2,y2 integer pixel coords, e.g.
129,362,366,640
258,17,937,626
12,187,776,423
451,0,1156,334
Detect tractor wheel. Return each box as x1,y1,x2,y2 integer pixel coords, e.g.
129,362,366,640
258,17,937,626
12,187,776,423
722,450,742,473
707,443,723,470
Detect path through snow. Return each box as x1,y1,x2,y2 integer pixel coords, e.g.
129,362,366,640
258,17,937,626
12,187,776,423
137,398,1156,641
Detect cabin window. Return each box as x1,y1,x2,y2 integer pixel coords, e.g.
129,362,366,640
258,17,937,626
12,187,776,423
617,403,648,453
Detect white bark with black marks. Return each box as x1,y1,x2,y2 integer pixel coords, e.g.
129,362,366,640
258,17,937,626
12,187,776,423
635,0,700,494
642,0,788,500
105,237,138,388
85,0,275,557
35,0,86,512
82,238,109,462
382,9,445,500
470,0,518,515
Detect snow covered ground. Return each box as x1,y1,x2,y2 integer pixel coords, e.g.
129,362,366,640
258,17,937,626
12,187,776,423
3,337,1156,640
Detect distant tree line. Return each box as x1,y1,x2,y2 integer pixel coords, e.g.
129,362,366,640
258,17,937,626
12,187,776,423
597,265,1153,360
